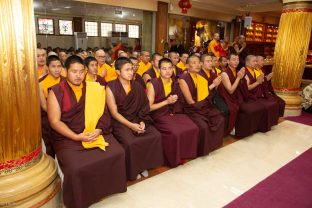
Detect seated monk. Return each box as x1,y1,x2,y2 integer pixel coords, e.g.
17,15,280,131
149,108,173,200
211,55,222,76
106,57,164,180
220,53,267,137
245,55,280,130
39,55,65,158
169,51,183,78
147,58,199,167
199,54,230,134
129,56,146,89
84,56,106,86
47,55,126,208
137,51,152,76
256,55,285,117
179,55,225,156
176,52,189,71
94,49,117,82
143,53,162,84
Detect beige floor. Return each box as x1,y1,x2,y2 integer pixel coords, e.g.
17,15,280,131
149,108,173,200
91,121,312,208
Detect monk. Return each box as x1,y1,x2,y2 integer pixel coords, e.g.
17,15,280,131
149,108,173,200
129,56,146,89
169,51,183,77
39,55,65,158
147,58,199,167
137,51,151,76
95,49,117,82
256,55,285,117
211,55,222,76
37,48,48,78
199,54,230,133
84,56,106,86
177,52,189,71
208,33,220,58
220,53,268,137
143,53,162,84
47,55,126,208
219,56,228,72
245,55,280,130
179,55,225,156
106,57,163,180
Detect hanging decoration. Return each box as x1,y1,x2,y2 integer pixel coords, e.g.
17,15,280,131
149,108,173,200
178,0,192,14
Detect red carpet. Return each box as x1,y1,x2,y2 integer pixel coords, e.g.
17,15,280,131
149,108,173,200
224,147,312,208
285,111,312,126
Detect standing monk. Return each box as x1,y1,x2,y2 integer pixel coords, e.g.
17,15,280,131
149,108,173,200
106,57,163,180
47,55,126,208
179,55,225,156
147,58,199,167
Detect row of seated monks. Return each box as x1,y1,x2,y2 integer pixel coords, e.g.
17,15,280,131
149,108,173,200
38,50,285,208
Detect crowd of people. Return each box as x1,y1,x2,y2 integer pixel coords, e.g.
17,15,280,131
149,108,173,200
37,34,285,208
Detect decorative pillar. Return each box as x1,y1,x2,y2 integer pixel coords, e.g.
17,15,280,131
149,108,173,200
0,0,60,207
272,1,312,116
155,1,168,54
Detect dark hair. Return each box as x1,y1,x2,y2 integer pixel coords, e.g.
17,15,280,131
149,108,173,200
186,55,200,64
227,53,239,60
158,58,173,69
151,52,162,61
219,56,227,62
84,56,97,68
64,55,84,70
114,57,132,71
46,55,61,66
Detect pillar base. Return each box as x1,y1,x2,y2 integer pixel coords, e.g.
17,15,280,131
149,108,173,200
0,154,61,207
275,90,302,117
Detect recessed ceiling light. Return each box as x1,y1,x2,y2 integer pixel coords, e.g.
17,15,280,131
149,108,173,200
51,8,60,11
64,6,71,9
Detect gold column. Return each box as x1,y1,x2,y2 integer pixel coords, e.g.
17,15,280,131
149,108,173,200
272,1,312,116
0,0,60,207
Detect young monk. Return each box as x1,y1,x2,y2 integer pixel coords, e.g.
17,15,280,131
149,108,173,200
143,53,162,84
199,54,230,133
176,52,189,71
47,55,126,208
39,55,65,158
219,56,228,72
147,58,199,167
169,51,183,77
220,53,267,137
106,57,163,180
256,55,285,117
179,55,225,156
84,56,106,86
211,55,222,76
129,56,146,89
244,55,280,129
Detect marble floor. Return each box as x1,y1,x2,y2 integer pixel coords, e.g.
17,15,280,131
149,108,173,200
91,120,312,208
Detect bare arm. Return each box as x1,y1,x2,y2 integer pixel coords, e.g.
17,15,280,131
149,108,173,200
178,79,195,104
106,86,144,132
47,90,97,142
221,72,241,94
237,42,246,54
147,82,177,111
143,73,151,84
39,84,47,111
209,76,222,90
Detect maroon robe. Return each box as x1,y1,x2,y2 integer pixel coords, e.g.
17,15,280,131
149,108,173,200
174,65,183,78
258,67,285,117
245,68,280,129
50,81,126,208
179,72,225,156
39,74,65,158
134,73,146,89
108,79,163,180
199,70,231,134
143,66,158,83
150,77,199,167
220,67,267,137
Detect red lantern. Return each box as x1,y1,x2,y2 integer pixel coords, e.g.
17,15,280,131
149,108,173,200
178,0,192,14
